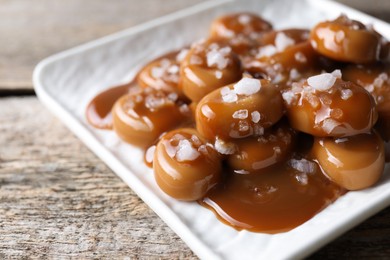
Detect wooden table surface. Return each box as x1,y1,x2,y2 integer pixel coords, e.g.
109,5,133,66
1,0,389,258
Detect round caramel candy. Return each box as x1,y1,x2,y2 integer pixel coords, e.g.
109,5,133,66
228,123,295,173
153,128,222,201
282,72,378,137
112,88,186,147
210,12,272,40
137,50,187,98
342,64,390,140
179,40,242,102
196,77,284,141
312,131,385,190
310,15,381,63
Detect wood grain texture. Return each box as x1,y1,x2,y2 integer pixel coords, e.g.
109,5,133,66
1,0,389,90
0,98,389,259
0,97,197,259
0,0,206,90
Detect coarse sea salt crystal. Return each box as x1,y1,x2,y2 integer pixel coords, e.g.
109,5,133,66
289,158,316,173
340,88,353,100
151,67,164,78
294,52,307,63
253,125,264,136
282,91,296,105
167,65,179,74
176,49,189,62
289,68,300,80
322,118,341,134
238,120,250,132
221,87,238,103
251,111,261,123
215,70,223,79
206,49,229,70
232,109,248,119
331,69,342,79
275,32,295,52
257,45,277,58
167,92,178,102
191,135,202,146
238,14,251,24
373,73,388,88
233,78,261,95
214,138,236,155
296,173,309,185
175,139,200,162
160,59,171,68
145,95,166,109
307,73,337,91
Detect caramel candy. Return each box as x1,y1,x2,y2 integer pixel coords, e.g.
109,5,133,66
313,131,385,190
342,64,390,141
153,128,222,201
196,77,283,141
179,40,242,102
282,72,378,137
310,15,381,63
228,123,295,173
210,12,272,40
137,51,185,98
112,88,187,147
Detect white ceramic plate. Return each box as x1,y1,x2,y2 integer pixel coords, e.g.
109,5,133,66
33,0,390,259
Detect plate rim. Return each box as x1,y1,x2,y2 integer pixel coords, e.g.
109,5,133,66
33,0,390,259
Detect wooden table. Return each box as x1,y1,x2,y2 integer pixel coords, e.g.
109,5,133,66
1,0,389,258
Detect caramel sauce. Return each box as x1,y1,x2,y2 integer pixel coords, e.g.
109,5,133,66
200,159,345,233
86,83,132,129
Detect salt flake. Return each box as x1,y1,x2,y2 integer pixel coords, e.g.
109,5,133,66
234,78,261,95
307,73,337,91
175,139,200,162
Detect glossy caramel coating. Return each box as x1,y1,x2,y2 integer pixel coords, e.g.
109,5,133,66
228,123,295,173
210,12,272,40
86,83,132,129
112,88,187,147
196,78,284,141
179,40,242,102
153,128,222,201
310,15,381,63
313,131,385,190
342,64,390,140
282,74,378,137
137,50,187,98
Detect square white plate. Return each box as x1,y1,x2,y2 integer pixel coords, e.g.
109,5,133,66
33,0,390,259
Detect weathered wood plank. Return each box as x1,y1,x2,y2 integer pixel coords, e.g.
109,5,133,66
0,97,389,258
0,97,197,259
0,0,206,90
1,0,390,91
